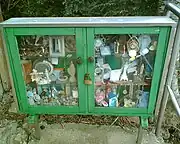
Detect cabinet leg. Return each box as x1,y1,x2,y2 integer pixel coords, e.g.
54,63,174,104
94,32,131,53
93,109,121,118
136,125,143,144
136,117,148,144
28,115,41,140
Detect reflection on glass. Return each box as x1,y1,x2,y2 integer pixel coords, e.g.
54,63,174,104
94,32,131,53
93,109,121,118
94,34,158,108
18,35,78,106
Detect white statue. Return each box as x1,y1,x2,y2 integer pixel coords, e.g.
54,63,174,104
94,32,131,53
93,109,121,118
67,61,76,83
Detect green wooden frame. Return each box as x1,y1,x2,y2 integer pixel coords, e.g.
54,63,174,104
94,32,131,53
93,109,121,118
3,26,171,118
3,27,87,114
87,27,171,117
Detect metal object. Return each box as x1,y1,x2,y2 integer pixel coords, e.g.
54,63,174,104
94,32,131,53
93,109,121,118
88,56,94,63
0,17,175,27
156,2,180,137
76,57,82,64
167,85,180,116
136,125,143,144
136,117,148,144
155,24,176,116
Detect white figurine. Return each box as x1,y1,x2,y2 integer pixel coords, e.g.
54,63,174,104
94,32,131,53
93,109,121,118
120,63,129,81
139,35,151,51
45,69,51,83
28,97,35,105
30,69,43,82
68,61,76,83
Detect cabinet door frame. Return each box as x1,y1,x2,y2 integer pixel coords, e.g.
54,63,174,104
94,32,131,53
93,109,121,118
3,27,87,114
87,27,171,116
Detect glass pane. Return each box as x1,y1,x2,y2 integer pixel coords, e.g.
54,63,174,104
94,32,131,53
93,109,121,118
17,35,78,106
94,34,158,108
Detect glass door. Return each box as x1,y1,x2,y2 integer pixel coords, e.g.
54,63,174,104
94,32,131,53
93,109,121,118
5,28,87,114
87,27,170,115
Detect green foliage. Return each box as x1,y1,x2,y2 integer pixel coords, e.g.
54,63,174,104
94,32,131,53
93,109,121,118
1,0,163,19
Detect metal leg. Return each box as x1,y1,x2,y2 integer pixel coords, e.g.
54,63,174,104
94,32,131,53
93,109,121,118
136,117,148,144
28,115,41,140
136,124,143,144
156,19,180,138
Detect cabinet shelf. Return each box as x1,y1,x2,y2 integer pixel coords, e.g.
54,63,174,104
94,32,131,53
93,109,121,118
95,81,149,86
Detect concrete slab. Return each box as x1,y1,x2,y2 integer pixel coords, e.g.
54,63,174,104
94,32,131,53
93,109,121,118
31,123,165,144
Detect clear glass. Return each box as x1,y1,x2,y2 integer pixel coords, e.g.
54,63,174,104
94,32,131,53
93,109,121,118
94,34,158,108
17,35,78,106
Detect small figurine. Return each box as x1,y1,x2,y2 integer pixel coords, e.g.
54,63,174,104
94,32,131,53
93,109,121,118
124,98,136,107
45,69,51,83
149,41,157,51
129,50,137,61
30,69,43,82
27,90,35,105
95,66,104,84
72,87,78,98
51,86,58,98
68,61,76,83
139,35,151,52
28,97,35,105
120,62,129,81
127,36,139,53
108,92,118,107
59,70,68,82
110,69,122,82
103,64,111,80
95,89,108,107
137,91,149,108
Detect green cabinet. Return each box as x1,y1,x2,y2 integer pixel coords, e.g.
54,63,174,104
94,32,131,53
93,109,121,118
0,17,176,119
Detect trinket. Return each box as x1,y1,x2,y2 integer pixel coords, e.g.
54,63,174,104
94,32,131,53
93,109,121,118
21,60,32,84
97,57,104,66
95,67,104,84
95,89,108,107
34,60,53,75
128,50,137,61
58,70,68,82
64,84,71,96
49,36,65,57
28,97,35,105
108,92,118,107
84,73,92,85
100,46,111,56
139,35,151,52
110,69,122,82
124,98,136,107
149,41,157,51
72,88,78,98
123,85,128,95
94,38,104,48
127,36,139,53
120,63,129,81
67,61,76,83
137,91,149,108
103,64,111,80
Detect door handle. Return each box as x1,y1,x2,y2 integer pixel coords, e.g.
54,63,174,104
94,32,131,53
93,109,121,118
76,57,82,64
88,56,94,63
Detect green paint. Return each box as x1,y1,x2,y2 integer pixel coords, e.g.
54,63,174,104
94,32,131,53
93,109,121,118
95,27,160,34
28,115,39,124
2,25,172,121
147,27,171,113
140,117,149,128
13,27,75,35
86,28,95,113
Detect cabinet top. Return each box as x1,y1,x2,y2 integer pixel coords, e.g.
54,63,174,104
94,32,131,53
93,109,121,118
0,17,176,27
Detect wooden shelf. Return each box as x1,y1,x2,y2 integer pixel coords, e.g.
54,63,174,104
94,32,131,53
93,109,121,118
95,81,149,86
